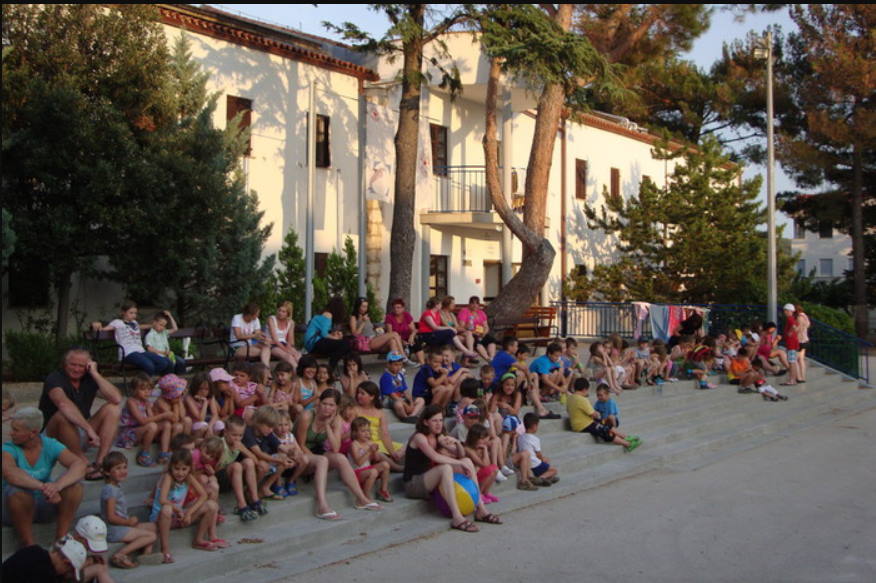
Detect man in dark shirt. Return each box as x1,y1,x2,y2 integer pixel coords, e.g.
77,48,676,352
38,348,122,480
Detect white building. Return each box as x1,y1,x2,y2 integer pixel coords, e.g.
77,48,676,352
788,215,853,282
2,5,692,337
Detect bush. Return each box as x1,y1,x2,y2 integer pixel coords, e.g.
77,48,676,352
800,302,854,335
5,331,82,381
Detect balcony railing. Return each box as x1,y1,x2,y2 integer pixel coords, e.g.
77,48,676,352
431,165,525,213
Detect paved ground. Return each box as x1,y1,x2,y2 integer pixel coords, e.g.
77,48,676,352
285,405,876,583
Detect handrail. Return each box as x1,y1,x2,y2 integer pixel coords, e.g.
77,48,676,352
552,300,871,384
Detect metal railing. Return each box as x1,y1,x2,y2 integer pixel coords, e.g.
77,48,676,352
552,301,871,384
431,166,525,213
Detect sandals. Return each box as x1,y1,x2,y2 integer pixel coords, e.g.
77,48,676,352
136,451,156,467
85,462,103,481
110,554,139,569
162,553,175,564
451,519,479,533
284,482,299,496
315,510,342,520
517,480,537,491
192,540,217,552
475,512,503,525
376,490,394,503
355,501,383,511
265,487,286,500
157,451,172,465
234,505,258,521
209,539,230,549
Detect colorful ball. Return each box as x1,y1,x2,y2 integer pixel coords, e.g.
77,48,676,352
501,415,520,433
432,473,480,517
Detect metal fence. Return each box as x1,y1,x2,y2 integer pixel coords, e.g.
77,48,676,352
553,301,871,384
431,166,526,213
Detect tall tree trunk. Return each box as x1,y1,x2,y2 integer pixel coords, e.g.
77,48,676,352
54,271,72,344
851,143,867,339
386,5,425,313
482,57,556,325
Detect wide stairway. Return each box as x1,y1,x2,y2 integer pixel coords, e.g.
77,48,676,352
3,359,873,582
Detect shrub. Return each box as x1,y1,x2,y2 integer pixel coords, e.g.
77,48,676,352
5,331,82,382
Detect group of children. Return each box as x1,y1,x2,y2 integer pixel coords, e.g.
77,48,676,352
77,318,812,565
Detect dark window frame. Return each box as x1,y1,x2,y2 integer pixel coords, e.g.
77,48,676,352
430,123,448,176
429,254,449,299
226,95,253,157
575,159,588,200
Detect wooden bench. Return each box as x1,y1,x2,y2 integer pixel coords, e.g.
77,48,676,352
493,306,560,348
83,327,231,385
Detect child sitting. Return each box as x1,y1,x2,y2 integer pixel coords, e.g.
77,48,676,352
528,341,570,402
230,362,263,422
514,343,560,420
184,371,224,439
209,368,236,423
561,337,584,383
191,436,223,504
632,337,652,385
215,415,264,522
478,365,496,396
153,374,193,463
269,361,300,421
379,352,424,423
295,355,320,412
273,415,306,496
347,417,393,503
116,372,173,467
149,449,222,563
411,348,456,409
316,364,336,396
566,379,641,452
517,412,559,487
339,352,370,400
144,311,187,375
594,384,620,428
464,423,500,503
648,344,673,385
243,405,296,501
686,337,718,390
353,381,404,472
100,451,159,568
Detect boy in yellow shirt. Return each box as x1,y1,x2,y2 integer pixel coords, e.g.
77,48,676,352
566,379,641,452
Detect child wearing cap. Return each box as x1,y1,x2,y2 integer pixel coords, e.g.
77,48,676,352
70,515,125,578
781,304,801,386
153,374,192,464
209,367,236,423
2,536,87,581
379,352,424,423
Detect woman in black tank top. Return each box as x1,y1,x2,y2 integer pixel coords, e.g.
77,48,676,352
403,405,502,532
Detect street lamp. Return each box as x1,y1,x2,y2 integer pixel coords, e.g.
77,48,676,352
754,30,777,323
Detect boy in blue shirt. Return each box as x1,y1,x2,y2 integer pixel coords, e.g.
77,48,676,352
491,336,520,381
411,349,455,409
528,342,571,402
594,384,620,428
379,353,424,423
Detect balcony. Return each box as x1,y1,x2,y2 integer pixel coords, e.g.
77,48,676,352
420,165,527,232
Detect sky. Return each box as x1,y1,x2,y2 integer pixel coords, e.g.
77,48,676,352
210,3,798,226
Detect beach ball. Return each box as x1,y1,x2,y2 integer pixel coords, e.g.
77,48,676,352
502,415,520,433
432,473,480,517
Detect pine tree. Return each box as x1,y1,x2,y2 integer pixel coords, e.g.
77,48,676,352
583,137,796,304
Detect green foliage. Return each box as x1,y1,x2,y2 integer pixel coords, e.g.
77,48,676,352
5,331,81,382
2,5,172,335
582,136,797,304
799,302,854,335
276,229,307,324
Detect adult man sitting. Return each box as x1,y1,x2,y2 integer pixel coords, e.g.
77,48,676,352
39,348,122,480
2,407,86,546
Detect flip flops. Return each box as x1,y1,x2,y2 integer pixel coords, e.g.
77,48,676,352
355,501,383,511
315,510,342,520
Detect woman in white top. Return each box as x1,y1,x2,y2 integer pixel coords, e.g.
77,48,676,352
229,303,269,365
91,300,172,377
266,300,301,368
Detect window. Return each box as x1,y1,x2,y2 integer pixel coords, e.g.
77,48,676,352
306,113,331,168
796,259,806,275
429,255,448,299
818,220,833,239
575,159,588,200
571,264,588,278
794,219,806,239
430,124,448,176
610,168,620,198
226,95,252,156
819,258,833,277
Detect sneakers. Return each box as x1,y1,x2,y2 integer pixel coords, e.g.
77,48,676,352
495,471,508,483
234,505,258,521
500,465,515,477
625,437,642,453
531,476,552,487
251,501,268,516
517,480,537,491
